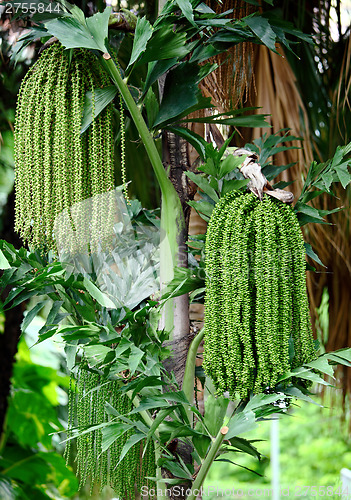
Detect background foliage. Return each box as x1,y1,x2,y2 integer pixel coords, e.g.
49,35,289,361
205,395,351,497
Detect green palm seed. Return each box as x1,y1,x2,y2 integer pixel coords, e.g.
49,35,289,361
204,191,316,397
66,365,156,498
14,43,115,252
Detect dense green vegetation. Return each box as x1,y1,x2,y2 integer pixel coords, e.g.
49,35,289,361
0,320,78,499
3,313,350,499
206,396,351,497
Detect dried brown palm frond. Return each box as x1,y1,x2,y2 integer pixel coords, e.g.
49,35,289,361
199,0,257,110
305,36,351,404
306,185,351,403
189,5,315,321
241,44,314,187
189,1,256,150
188,0,256,251
247,35,351,404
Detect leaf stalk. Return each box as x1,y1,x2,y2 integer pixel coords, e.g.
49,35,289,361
186,427,228,500
182,327,204,422
102,55,185,332
130,394,169,499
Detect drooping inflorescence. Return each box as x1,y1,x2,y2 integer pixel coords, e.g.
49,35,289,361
203,191,316,397
14,42,115,251
65,367,156,498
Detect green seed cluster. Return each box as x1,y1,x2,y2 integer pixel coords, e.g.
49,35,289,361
203,192,316,397
14,43,115,252
66,366,155,498
119,93,130,205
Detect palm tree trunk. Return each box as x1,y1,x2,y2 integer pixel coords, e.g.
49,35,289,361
161,130,197,500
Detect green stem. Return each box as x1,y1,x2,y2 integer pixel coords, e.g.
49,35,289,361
102,55,184,332
187,427,228,500
102,57,170,196
130,393,169,499
182,328,204,422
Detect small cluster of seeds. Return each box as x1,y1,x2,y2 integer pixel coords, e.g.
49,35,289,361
203,191,316,397
65,367,156,498
14,43,115,252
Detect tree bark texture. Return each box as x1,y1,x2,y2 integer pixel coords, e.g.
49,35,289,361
162,130,198,385
161,130,198,500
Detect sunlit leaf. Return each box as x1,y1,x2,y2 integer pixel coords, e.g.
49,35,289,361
128,16,153,68
290,368,331,386
81,86,117,134
335,165,351,189
0,249,11,269
226,410,257,439
304,356,335,378
219,155,246,178
245,393,286,412
83,345,113,367
101,423,131,452
83,277,115,309
203,395,229,437
45,7,111,52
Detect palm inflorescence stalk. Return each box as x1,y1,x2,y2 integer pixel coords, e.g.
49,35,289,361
14,42,115,251
203,191,316,397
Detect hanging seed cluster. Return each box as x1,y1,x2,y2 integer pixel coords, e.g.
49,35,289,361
66,367,156,498
14,43,115,252
203,191,316,398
